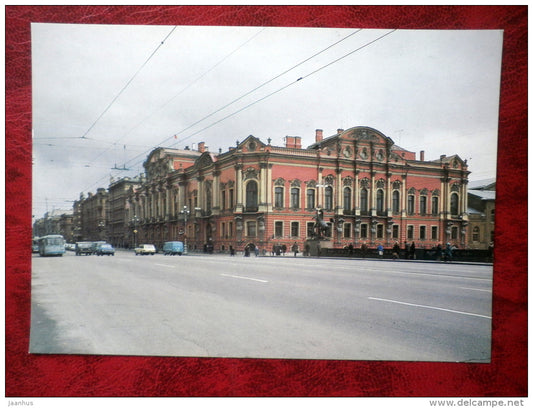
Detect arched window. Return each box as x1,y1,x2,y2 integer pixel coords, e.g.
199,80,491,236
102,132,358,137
376,189,384,214
392,190,400,213
306,188,315,209
472,226,480,242
343,187,351,211
432,196,439,215
407,194,415,215
274,186,284,208
290,187,300,209
450,192,459,216
246,180,258,211
324,186,333,210
420,195,427,215
360,188,368,213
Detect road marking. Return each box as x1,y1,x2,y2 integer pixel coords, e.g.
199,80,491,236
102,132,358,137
155,264,175,268
220,273,268,283
460,287,492,292
368,297,491,319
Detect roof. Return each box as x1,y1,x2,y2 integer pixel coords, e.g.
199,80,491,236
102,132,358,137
468,190,496,200
468,178,496,190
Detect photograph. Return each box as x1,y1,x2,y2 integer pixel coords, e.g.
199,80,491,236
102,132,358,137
30,23,501,362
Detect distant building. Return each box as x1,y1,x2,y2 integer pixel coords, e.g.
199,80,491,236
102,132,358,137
32,209,73,242
467,179,496,250
124,126,471,252
108,176,142,248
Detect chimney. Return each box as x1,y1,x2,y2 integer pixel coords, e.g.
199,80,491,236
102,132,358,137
337,128,344,135
315,129,323,143
198,142,206,153
420,150,425,161
285,136,302,149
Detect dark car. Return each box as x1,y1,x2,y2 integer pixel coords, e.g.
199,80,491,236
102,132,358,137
95,243,115,256
75,241,93,256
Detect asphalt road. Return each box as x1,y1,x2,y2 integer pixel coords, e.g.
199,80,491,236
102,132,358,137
30,251,493,362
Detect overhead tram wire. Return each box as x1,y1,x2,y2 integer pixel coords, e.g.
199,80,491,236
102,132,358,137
86,27,266,170
82,29,396,198
119,28,364,170
80,25,178,141
167,29,398,148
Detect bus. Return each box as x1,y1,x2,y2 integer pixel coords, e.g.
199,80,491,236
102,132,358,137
38,235,66,257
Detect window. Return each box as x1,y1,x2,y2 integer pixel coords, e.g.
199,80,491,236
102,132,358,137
246,221,257,237
392,190,400,213
228,222,233,237
432,196,439,216
324,186,333,210
392,225,399,239
291,222,299,237
360,223,368,238
360,188,368,213
420,196,427,215
291,188,300,209
376,189,384,214
343,187,351,211
377,224,384,239
221,190,226,210
407,225,414,239
306,189,315,209
221,222,226,238
450,193,459,216
451,226,458,239
274,221,283,238
275,187,284,208
420,225,426,240
307,222,315,237
407,195,415,215
431,226,438,240
343,223,351,238
229,189,234,209
246,181,258,211
473,226,480,242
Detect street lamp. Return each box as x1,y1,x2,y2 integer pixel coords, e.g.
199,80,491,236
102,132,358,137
131,215,139,249
180,206,190,254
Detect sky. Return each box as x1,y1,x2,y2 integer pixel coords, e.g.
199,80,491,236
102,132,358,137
31,23,503,219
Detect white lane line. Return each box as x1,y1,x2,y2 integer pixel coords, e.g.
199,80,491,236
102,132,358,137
220,273,268,283
368,297,491,319
155,264,175,268
460,287,492,292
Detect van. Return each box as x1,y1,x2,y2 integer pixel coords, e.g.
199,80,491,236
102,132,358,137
163,241,184,256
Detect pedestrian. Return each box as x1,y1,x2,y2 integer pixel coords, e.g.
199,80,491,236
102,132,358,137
281,244,287,256
244,245,250,257
254,246,259,257
409,242,416,260
377,243,384,259
435,243,442,261
348,243,354,256
404,241,409,259
392,241,400,260
229,245,235,256
444,242,453,262
292,242,299,257
361,242,368,258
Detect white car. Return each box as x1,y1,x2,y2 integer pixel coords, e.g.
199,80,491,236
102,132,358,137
134,244,156,255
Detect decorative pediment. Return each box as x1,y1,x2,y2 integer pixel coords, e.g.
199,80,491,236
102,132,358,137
243,167,259,180
274,177,285,186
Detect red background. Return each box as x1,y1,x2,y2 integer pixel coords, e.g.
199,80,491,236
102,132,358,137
5,6,527,397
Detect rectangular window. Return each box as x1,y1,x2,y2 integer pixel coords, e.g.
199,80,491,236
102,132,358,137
392,225,399,239
377,224,384,239
408,195,415,215
275,187,284,208
451,226,458,239
306,189,315,209
431,226,438,240
407,225,414,240
228,221,233,237
360,223,368,239
221,222,225,238
229,189,234,209
420,225,426,240
275,221,283,238
291,221,299,237
420,196,427,215
343,223,351,238
291,188,300,209
307,222,315,237
221,190,226,210
432,196,439,215
247,221,257,237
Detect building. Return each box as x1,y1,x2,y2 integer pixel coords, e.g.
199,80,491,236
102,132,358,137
467,179,496,250
79,187,108,241
124,126,470,253
33,209,73,242
108,176,142,248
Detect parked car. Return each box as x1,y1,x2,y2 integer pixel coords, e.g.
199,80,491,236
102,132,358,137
75,241,94,256
91,241,107,253
162,241,184,256
65,243,76,251
135,244,156,255
95,243,115,256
